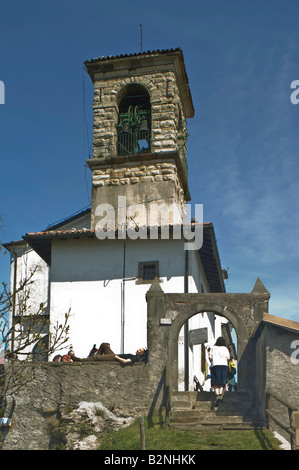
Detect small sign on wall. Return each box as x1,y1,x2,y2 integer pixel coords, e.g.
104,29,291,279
189,327,208,345
160,318,172,325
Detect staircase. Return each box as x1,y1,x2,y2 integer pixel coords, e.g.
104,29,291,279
169,391,262,431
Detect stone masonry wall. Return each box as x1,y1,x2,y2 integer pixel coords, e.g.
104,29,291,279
1,360,167,450
264,325,299,440
264,325,299,405
254,322,299,441
92,161,179,188
91,159,185,211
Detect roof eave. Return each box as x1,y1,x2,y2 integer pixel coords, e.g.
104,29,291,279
22,223,225,292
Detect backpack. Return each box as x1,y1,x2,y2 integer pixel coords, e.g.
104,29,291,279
228,360,236,378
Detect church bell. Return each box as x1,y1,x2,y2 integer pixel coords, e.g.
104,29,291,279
139,119,149,132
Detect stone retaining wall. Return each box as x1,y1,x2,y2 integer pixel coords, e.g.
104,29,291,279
1,360,167,450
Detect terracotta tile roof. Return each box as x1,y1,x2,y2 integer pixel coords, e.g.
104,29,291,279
262,312,299,332
25,228,94,238
24,222,213,239
85,47,184,64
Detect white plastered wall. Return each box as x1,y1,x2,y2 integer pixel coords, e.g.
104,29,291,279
49,236,189,358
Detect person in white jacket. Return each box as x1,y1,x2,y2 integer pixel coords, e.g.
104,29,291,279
208,337,230,407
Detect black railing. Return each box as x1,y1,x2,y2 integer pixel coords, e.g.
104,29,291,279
117,107,151,155
117,129,151,155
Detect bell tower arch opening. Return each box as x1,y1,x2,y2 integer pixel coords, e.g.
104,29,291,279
117,83,151,155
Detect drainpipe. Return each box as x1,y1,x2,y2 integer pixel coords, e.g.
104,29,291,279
120,227,137,355
184,246,189,391
121,240,126,354
121,276,137,354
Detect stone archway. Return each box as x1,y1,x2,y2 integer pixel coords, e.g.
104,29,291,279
146,278,270,398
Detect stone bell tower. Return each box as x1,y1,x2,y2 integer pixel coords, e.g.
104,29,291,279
84,48,194,231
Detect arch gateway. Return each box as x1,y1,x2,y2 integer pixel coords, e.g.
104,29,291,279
146,277,270,399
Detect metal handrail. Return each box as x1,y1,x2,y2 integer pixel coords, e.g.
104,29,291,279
267,388,298,412
266,409,295,437
266,389,298,449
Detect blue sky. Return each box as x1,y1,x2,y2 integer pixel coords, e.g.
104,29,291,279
1,0,299,321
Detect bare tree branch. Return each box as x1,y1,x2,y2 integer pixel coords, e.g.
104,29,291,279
0,265,71,403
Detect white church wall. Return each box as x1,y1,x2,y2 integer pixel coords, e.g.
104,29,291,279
49,236,194,358
50,279,122,357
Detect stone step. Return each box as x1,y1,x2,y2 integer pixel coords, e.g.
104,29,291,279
170,390,261,431
169,421,259,432
170,413,260,430
171,400,192,409
172,409,245,420
172,392,254,409
192,400,243,411
172,410,252,423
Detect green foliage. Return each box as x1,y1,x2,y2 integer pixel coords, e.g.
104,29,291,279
94,406,106,418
